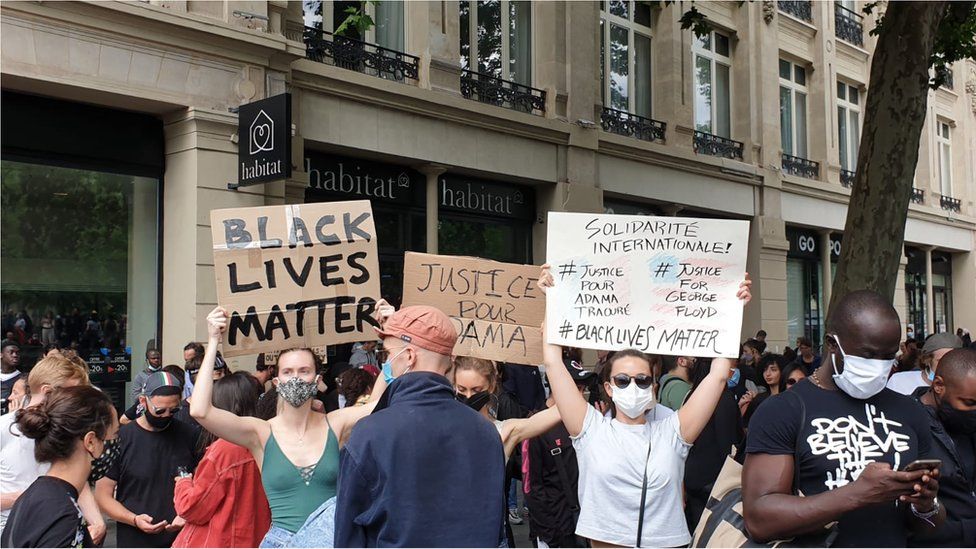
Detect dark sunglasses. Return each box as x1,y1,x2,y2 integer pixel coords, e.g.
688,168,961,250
149,403,182,416
786,378,798,386
611,374,654,390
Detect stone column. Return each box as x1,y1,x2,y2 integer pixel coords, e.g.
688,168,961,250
417,164,448,254
819,230,833,307
408,1,461,93
925,246,935,335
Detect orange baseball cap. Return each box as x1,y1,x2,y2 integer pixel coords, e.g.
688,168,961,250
375,306,457,356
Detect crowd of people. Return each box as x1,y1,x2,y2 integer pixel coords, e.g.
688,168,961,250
0,265,974,548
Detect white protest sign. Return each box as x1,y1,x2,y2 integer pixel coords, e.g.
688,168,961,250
545,212,749,357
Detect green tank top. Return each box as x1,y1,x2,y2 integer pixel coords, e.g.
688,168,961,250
261,425,339,533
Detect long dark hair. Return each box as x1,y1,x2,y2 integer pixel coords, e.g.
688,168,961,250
339,368,376,406
17,386,115,463
198,371,260,451
757,353,789,393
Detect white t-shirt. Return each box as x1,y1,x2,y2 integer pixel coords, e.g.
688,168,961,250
0,412,51,530
886,370,929,395
572,405,691,547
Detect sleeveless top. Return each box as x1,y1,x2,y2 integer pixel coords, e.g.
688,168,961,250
261,423,339,533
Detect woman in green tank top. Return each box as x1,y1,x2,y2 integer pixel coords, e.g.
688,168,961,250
190,306,393,547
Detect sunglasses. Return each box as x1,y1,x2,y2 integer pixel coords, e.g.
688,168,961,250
149,403,182,416
611,374,654,390
786,378,798,386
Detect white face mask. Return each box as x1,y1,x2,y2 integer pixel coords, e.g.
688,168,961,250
830,334,895,400
611,380,656,419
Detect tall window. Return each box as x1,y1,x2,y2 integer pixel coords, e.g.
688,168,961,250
459,1,532,84
303,1,404,50
599,1,654,117
779,59,808,158
837,81,861,171
937,120,952,196
694,30,732,138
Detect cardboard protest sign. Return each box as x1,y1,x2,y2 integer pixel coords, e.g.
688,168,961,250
211,201,381,357
402,252,544,365
263,347,328,366
545,212,749,357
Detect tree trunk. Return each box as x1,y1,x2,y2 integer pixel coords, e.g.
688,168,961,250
826,1,947,326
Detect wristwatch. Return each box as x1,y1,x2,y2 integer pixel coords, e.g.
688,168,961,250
911,497,940,525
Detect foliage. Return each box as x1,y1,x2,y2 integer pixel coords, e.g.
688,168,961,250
334,0,378,38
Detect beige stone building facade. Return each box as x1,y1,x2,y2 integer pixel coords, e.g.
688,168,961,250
1,0,973,402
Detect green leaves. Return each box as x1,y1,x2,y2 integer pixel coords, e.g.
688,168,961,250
334,1,378,38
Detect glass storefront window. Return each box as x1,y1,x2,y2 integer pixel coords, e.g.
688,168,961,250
438,216,531,264
1,160,159,403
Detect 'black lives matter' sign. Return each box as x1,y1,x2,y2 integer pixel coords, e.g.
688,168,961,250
238,93,291,187
210,201,381,357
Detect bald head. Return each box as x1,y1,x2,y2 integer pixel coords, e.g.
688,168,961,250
825,290,901,361
937,348,976,385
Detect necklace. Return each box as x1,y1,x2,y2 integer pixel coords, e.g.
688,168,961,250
296,419,309,446
810,368,827,389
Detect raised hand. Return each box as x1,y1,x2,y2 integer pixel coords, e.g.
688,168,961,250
206,307,228,341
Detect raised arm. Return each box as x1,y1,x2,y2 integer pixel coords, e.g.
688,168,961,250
501,405,562,457
678,357,731,443
538,265,589,436
189,307,267,453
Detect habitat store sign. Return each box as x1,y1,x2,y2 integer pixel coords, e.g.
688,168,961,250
238,93,292,187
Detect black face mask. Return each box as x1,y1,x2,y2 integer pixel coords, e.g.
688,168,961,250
937,396,976,435
88,438,120,483
144,409,173,430
456,391,492,412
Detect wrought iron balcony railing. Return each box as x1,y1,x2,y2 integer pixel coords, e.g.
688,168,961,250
911,187,925,204
693,131,744,160
460,69,546,115
601,108,666,143
782,154,820,179
940,194,961,213
835,3,864,46
840,169,856,188
302,26,419,82
778,1,812,22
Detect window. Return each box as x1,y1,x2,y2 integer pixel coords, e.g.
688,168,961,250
937,120,952,196
459,1,532,84
779,59,808,158
694,30,732,138
303,1,404,50
837,81,861,171
599,1,654,117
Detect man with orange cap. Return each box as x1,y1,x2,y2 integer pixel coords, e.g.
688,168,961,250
334,305,506,547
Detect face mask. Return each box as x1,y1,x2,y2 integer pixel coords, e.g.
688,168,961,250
88,438,120,483
927,369,936,382
830,334,895,400
937,396,976,434
144,409,173,430
728,368,741,388
611,380,655,419
277,377,317,408
456,391,492,412
382,348,409,384
739,353,752,363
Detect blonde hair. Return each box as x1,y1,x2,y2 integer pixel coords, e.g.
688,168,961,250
27,355,90,393
452,356,499,393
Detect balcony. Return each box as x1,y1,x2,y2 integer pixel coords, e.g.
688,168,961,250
460,69,546,115
940,194,961,213
835,3,864,46
601,108,666,143
302,26,419,82
782,154,820,179
693,131,744,160
911,187,925,204
778,1,812,22
840,169,856,188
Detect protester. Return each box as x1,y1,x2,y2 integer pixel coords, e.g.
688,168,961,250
908,347,976,546
957,327,972,348
121,364,193,428
253,353,277,391
781,362,807,390
888,332,963,395
337,368,376,408
897,338,921,373
743,290,944,545
348,340,379,372
791,336,821,375
182,342,205,399
0,386,117,548
737,339,763,385
95,371,200,547
659,356,694,411
0,355,103,542
538,265,752,547
6,377,27,414
755,329,767,343
335,305,507,547
783,345,797,363
192,306,390,548
1,340,22,415
523,359,593,548
173,372,271,548
743,354,789,427
132,348,163,398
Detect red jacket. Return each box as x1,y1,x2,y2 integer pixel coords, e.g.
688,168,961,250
172,439,271,548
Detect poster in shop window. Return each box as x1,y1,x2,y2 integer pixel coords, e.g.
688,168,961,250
210,200,381,357
545,212,749,358
402,252,545,365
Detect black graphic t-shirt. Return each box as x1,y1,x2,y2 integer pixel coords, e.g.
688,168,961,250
746,379,934,547
1,476,92,548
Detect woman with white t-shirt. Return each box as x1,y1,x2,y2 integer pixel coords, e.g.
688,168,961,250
538,266,752,547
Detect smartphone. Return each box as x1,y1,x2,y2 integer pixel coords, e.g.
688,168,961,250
902,459,941,472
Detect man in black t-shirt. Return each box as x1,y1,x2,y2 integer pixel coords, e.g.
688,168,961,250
94,372,198,548
742,290,944,547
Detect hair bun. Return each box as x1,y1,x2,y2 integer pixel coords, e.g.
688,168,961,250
16,408,52,439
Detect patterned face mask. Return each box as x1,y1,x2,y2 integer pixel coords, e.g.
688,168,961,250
88,438,120,483
277,377,317,408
